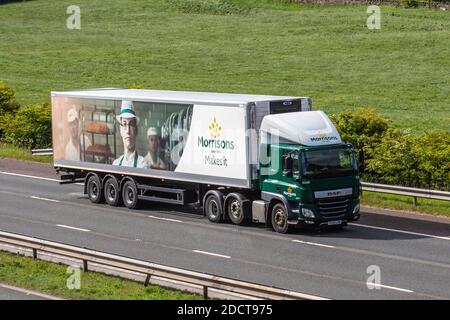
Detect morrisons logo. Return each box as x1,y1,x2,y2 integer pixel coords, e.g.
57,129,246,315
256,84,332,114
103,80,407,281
209,117,222,138
198,117,235,150
198,137,235,150
310,136,338,143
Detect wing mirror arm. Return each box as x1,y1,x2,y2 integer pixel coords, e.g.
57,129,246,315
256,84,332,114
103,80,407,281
358,150,365,174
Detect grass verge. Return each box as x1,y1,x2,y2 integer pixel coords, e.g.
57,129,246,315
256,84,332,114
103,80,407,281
0,0,449,132
362,191,450,218
0,250,202,300
0,143,52,164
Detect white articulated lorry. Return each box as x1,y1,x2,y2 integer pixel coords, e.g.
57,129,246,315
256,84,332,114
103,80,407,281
52,89,362,233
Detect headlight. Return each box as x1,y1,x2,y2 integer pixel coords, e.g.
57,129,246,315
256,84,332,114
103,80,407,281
353,204,360,214
302,208,315,218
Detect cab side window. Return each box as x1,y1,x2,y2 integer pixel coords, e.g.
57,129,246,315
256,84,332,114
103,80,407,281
292,151,299,177
282,150,299,178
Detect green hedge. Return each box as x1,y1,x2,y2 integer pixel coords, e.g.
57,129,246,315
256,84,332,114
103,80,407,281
0,81,20,139
330,107,389,157
0,81,19,117
366,129,450,190
399,0,419,8
1,103,52,149
167,0,251,15
332,108,450,191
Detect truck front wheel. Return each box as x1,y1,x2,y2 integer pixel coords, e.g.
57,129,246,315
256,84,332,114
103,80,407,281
205,194,223,223
271,203,289,234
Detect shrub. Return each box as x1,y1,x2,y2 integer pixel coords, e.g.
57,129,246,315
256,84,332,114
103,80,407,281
399,0,419,8
365,128,418,186
0,81,19,116
2,103,52,149
411,130,450,190
331,108,449,190
366,129,450,190
330,107,390,157
168,0,251,15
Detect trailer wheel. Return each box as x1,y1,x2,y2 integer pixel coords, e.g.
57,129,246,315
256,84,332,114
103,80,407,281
226,194,250,225
87,175,104,204
122,180,139,209
205,194,222,223
104,177,122,207
271,203,289,234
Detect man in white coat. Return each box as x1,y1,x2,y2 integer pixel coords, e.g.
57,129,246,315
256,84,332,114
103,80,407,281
65,108,91,161
144,127,167,170
112,101,147,168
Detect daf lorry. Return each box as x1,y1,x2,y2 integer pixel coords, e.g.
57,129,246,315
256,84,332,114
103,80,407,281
51,89,362,233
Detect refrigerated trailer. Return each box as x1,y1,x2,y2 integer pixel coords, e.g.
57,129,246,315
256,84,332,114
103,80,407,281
51,89,362,233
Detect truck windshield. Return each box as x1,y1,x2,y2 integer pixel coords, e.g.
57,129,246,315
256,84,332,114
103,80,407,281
301,147,357,178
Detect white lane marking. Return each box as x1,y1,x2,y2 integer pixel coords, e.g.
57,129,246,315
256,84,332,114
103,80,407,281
56,224,90,232
193,250,231,259
30,196,60,203
350,223,450,241
0,171,59,182
292,239,336,249
0,284,62,300
148,215,183,223
366,283,414,293
0,171,83,186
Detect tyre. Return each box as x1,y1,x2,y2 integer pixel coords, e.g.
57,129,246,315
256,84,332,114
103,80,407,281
226,194,249,225
86,174,104,204
122,180,139,209
204,194,223,223
104,176,121,207
271,203,289,234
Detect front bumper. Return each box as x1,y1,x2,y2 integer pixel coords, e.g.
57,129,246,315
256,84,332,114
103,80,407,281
292,212,360,228
288,198,361,228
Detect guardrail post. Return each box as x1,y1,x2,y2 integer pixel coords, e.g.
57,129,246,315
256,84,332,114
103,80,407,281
32,248,37,260
203,286,208,300
413,196,417,207
83,259,88,272
144,274,151,287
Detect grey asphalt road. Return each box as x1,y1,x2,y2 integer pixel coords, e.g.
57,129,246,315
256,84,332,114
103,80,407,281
0,285,49,300
0,169,449,300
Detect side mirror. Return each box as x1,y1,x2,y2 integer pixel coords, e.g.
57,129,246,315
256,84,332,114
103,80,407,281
358,150,365,174
283,156,293,178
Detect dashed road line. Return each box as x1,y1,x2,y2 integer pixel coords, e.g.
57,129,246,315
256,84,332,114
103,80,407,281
30,196,60,203
0,171,59,182
193,250,231,259
350,223,450,241
148,215,183,223
56,224,90,232
292,239,336,249
367,282,414,293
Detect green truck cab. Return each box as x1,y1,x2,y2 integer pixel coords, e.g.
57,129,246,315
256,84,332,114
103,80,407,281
255,110,362,233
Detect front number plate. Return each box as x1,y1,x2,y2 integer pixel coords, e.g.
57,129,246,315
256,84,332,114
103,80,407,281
327,220,342,226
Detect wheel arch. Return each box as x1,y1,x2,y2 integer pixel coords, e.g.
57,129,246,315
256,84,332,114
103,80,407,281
120,175,137,189
102,174,119,188
262,192,290,229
